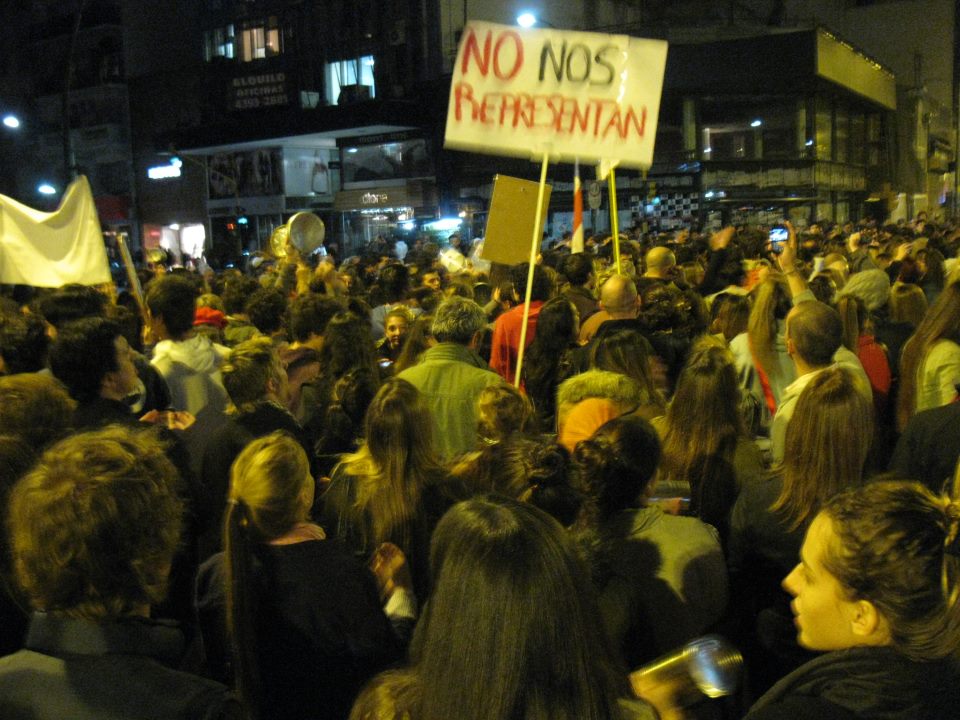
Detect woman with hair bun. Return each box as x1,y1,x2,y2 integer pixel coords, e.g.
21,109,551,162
747,478,960,719
571,415,728,666
195,432,406,720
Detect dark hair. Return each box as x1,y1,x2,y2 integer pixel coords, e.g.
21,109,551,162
560,253,593,286
808,274,838,306
522,297,577,427
0,312,49,374
452,435,580,526
377,263,410,303
636,283,679,333
37,284,107,329
660,343,744,528
288,293,342,342
222,275,261,316
49,317,122,403
406,496,631,720
898,256,922,285
822,479,960,661
245,287,287,336
510,263,553,302
571,415,661,526
314,368,379,477
319,311,380,381
589,327,662,411
711,293,750,342
918,248,946,291
145,274,199,338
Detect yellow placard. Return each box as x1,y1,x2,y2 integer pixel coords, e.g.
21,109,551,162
481,174,552,266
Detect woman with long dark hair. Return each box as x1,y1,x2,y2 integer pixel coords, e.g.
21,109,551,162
351,496,660,720
521,296,579,430
195,432,404,720
656,341,764,536
589,327,666,418
301,311,382,447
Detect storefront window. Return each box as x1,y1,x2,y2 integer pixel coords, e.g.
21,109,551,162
341,208,414,256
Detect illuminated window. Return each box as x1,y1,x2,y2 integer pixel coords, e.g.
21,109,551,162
204,25,235,62
239,17,282,62
325,56,376,105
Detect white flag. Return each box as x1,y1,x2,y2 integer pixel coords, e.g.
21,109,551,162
0,176,111,287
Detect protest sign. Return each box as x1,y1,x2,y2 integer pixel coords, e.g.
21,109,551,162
482,174,552,266
444,21,668,169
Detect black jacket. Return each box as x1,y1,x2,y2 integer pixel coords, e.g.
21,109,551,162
747,646,960,720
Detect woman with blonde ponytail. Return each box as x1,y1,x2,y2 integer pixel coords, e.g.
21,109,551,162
196,432,407,720
746,473,960,719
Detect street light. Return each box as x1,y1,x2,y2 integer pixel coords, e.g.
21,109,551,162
516,12,537,28
37,183,57,195
2,114,20,129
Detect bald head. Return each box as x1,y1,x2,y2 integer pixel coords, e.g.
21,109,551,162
599,274,639,318
644,247,676,278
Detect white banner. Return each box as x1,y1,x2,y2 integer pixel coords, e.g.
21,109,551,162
0,176,111,287
445,22,668,169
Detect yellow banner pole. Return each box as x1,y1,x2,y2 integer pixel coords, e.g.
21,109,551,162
608,170,621,274
514,152,550,389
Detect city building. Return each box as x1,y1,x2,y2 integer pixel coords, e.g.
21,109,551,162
1,0,955,266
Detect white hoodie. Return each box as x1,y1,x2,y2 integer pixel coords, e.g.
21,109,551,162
151,335,229,416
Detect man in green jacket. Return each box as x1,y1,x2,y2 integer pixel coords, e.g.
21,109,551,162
398,296,507,460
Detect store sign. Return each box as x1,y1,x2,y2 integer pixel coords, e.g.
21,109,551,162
228,72,289,111
445,22,667,168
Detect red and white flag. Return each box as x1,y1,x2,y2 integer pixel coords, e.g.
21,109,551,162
572,159,584,253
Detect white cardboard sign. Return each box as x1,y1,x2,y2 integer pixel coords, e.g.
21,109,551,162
445,21,668,169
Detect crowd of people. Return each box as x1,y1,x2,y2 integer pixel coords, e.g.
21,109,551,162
0,215,959,719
